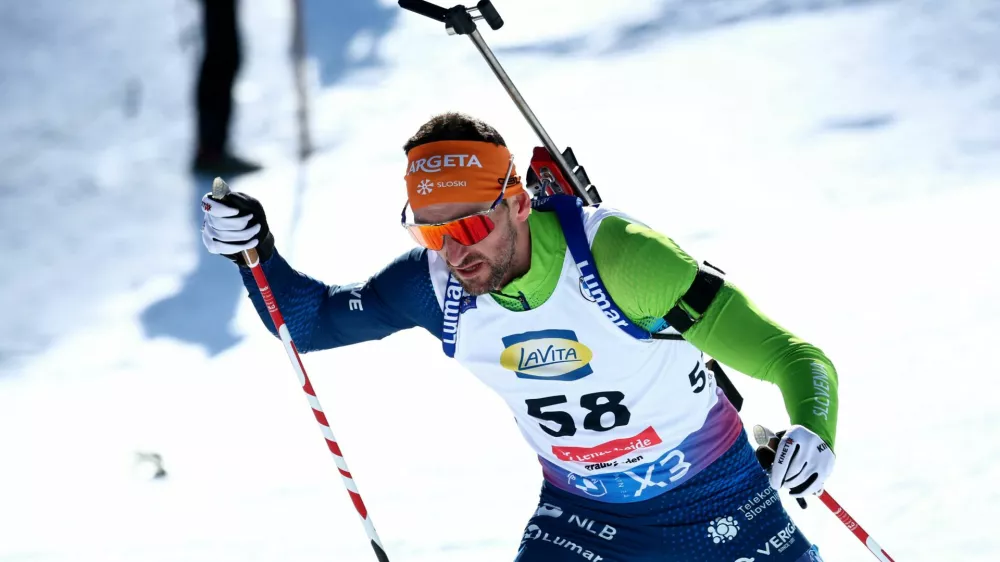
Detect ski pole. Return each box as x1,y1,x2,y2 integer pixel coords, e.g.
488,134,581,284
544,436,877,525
398,0,602,206
211,177,389,562
817,490,895,562
752,425,896,562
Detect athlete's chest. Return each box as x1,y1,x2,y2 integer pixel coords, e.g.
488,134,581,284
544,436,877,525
451,254,702,399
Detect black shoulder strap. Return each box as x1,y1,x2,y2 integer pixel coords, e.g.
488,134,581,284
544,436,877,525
707,359,744,412
660,261,726,334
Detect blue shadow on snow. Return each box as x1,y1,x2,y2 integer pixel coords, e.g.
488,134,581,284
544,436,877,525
820,113,895,132
139,0,397,356
301,0,398,87
140,174,245,356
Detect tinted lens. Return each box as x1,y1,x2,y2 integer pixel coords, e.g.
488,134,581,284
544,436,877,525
406,214,495,250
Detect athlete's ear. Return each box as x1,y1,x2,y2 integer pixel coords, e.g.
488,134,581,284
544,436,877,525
508,192,532,223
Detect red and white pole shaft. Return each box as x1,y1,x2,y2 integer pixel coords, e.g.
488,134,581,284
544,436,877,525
818,491,895,562
212,178,389,562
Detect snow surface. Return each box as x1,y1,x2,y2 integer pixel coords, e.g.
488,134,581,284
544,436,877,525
1,0,999,560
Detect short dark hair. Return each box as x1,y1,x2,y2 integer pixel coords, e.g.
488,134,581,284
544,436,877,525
403,112,506,153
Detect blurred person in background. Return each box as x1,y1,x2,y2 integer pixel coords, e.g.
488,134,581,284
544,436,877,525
192,0,261,176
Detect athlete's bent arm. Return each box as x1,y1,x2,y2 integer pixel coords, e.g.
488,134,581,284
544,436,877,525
591,216,839,450
238,248,443,353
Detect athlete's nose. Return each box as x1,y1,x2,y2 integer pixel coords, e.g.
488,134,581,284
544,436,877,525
442,236,469,266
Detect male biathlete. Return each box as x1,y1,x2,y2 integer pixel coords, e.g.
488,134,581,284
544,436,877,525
201,112,835,562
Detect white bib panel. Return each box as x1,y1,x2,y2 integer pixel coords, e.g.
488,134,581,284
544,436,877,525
427,204,741,503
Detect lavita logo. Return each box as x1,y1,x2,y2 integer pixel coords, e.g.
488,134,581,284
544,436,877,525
500,329,594,381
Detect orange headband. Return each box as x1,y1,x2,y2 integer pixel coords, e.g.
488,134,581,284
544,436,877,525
405,140,523,211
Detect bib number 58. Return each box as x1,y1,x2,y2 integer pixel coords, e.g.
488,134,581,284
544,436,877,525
525,391,631,437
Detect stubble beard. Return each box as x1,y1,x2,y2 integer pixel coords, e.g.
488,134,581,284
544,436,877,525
453,219,518,297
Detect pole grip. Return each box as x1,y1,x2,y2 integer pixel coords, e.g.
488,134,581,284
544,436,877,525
477,0,503,29
211,177,260,267
211,176,231,199
398,0,448,21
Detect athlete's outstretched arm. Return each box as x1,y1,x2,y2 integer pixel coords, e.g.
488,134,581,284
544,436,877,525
238,248,444,352
591,216,839,450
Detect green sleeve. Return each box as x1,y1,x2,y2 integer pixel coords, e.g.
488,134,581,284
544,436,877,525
591,216,839,449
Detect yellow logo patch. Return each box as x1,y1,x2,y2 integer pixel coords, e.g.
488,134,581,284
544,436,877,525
499,329,594,381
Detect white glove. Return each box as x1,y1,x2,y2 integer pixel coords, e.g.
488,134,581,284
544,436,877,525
201,192,274,264
768,425,835,497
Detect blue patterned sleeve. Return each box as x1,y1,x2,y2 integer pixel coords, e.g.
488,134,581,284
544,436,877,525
238,248,443,352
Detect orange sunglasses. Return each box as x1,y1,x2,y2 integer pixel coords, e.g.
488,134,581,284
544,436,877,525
401,155,516,251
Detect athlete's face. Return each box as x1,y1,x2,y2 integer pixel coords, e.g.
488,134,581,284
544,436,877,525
415,194,531,296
